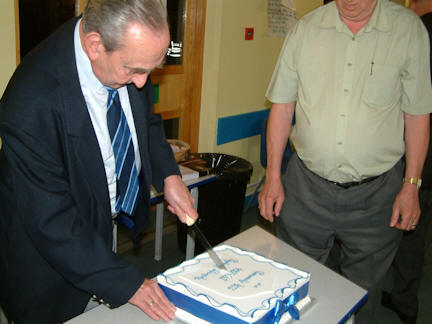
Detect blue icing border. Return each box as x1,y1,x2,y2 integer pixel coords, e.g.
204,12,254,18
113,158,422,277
158,245,310,321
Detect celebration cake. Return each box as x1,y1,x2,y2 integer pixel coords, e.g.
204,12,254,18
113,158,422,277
157,244,310,323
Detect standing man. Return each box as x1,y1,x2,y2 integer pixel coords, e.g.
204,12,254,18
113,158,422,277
0,0,197,323
382,2,432,323
259,0,432,323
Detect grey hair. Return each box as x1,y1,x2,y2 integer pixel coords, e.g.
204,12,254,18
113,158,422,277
82,0,168,52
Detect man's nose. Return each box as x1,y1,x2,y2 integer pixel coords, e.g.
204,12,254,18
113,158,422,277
131,74,149,88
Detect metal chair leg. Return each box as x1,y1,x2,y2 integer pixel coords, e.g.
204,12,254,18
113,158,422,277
244,176,265,211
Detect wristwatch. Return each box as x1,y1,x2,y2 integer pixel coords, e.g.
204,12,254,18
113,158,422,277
403,177,422,188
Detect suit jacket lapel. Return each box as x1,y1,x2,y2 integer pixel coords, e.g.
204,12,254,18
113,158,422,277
65,85,111,216
128,86,151,192
58,21,111,217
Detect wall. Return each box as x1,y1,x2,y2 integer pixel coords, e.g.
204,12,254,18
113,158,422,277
0,0,17,96
198,0,322,187
0,0,17,149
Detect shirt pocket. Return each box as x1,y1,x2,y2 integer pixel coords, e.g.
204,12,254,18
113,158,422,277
362,65,401,109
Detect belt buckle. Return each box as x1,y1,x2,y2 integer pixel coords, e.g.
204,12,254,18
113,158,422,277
333,176,378,189
336,182,354,189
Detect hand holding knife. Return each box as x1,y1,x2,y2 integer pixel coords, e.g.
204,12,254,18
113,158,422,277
185,214,227,270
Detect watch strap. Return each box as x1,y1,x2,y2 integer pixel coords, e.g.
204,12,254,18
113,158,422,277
403,177,422,188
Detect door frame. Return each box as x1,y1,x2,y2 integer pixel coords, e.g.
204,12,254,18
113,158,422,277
152,0,206,152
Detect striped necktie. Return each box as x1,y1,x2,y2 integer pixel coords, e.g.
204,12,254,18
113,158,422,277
106,88,140,217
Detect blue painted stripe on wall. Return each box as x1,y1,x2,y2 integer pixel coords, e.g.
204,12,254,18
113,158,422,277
217,109,269,145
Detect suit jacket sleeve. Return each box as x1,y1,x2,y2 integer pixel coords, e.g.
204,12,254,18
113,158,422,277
132,80,181,193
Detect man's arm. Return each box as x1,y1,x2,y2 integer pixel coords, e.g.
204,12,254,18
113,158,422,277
146,114,198,224
390,112,430,230
141,81,198,225
258,102,295,222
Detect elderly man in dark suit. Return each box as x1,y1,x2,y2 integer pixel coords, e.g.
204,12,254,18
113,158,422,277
0,1,197,323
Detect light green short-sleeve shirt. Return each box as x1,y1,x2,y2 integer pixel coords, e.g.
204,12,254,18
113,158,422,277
266,0,432,183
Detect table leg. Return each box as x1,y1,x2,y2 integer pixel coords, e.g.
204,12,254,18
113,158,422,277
185,187,199,260
154,202,164,261
112,220,117,253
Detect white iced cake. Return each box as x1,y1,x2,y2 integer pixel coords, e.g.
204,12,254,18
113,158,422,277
157,244,310,323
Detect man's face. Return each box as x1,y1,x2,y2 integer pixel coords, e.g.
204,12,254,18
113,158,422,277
335,0,378,23
92,22,170,89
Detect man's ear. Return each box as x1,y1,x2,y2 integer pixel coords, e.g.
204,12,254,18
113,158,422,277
82,32,105,61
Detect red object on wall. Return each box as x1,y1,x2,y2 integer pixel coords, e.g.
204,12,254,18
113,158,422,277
245,27,254,40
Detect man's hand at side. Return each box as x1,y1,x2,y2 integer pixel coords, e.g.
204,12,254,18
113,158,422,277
258,176,285,223
390,183,421,231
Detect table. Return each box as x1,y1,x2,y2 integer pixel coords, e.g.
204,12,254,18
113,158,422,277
66,226,367,324
151,173,216,261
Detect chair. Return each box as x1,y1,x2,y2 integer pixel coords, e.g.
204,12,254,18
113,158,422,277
245,118,293,211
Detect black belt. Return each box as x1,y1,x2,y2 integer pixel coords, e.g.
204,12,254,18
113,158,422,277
330,176,379,189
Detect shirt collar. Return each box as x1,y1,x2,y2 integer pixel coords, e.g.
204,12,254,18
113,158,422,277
319,0,391,34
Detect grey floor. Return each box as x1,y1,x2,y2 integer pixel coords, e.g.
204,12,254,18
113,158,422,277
120,206,432,324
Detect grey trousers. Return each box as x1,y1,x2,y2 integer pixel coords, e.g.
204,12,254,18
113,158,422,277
276,153,403,324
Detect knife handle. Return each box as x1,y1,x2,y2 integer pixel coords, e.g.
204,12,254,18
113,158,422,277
185,214,196,226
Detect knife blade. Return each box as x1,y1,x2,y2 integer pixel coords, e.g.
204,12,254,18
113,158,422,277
190,222,227,271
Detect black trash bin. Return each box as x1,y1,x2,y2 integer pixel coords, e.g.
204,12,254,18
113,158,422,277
177,153,253,254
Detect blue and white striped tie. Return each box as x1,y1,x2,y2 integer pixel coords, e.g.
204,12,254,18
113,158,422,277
106,88,140,217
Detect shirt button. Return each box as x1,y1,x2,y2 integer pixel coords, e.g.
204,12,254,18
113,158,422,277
337,164,342,169
344,89,349,93
337,141,343,145
340,114,346,117
348,63,352,67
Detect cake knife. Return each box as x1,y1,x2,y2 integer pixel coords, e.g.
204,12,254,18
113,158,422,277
186,215,227,271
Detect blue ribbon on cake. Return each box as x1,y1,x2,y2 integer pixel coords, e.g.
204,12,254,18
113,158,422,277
273,292,300,323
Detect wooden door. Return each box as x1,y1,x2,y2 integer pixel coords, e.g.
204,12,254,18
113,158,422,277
18,0,75,59
76,0,206,152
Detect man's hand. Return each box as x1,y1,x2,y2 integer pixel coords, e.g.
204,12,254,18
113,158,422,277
257,102,294,223
129,279,176,322
163,175,198,224
390,183,421,231
258,176,285,223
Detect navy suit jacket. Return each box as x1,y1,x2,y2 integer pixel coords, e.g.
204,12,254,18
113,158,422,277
0,18,179,324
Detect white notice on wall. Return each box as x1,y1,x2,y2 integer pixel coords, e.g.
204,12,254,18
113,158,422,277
267,0,298,37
